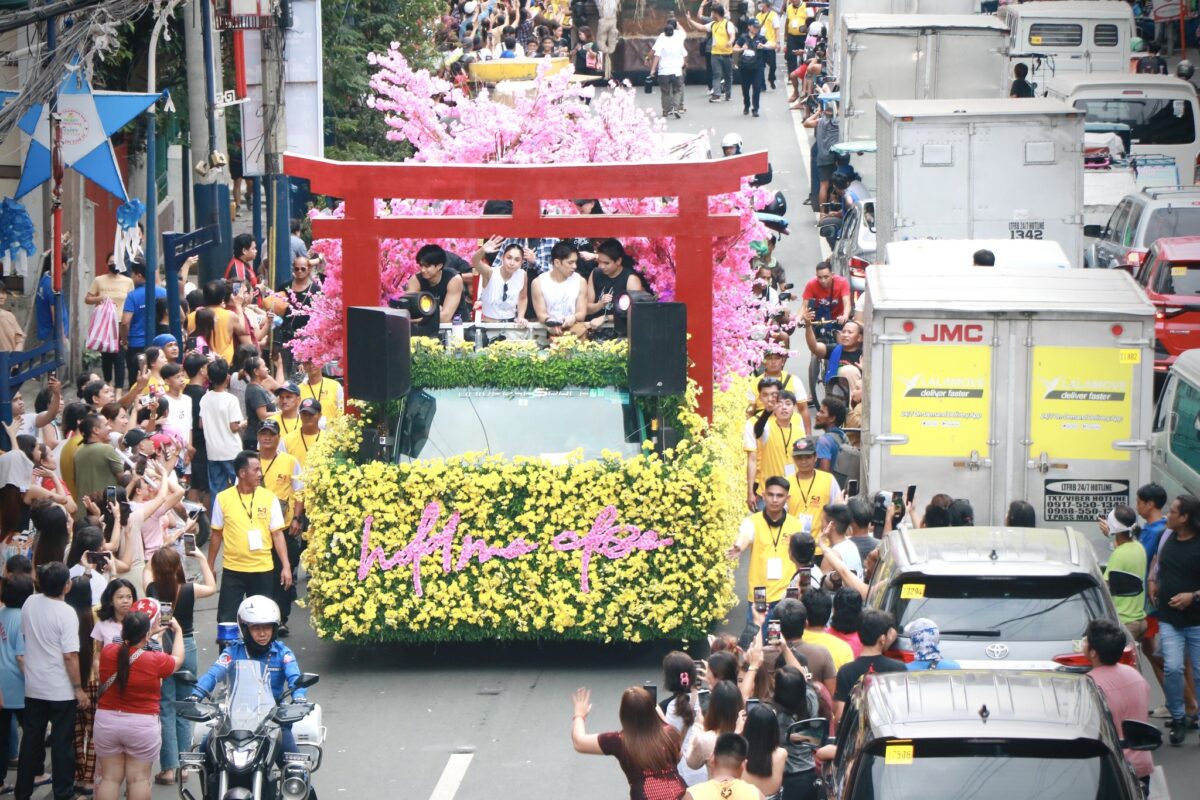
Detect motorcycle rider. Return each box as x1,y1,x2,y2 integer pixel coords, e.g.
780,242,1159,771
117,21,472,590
191,596,307,757
721,132,773,187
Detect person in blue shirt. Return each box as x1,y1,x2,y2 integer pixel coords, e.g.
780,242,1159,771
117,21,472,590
35,253,68,342
120,260,168,387
1136,483,1168,566
815,397,848,475
903,618,960,671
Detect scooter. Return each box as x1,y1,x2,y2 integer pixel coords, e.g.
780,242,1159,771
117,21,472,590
175,662,325,800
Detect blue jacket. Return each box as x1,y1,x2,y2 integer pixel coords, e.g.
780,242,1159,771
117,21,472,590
194,640,306,702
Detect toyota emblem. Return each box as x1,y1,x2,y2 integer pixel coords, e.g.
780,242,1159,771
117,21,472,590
985,643,1010,660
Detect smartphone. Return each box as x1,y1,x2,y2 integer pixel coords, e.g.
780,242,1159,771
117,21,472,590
104,486,117,503
753,585,767,613
767,619,782,646
643,682,657,704
906,484,917,506
137,353,146,370
846,479,859,498
785,586,801,600
183,532,197,555
892,490,906,523
159,602,173,625
86,550,111,569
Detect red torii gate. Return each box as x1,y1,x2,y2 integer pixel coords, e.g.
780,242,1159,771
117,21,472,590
282,151,769,422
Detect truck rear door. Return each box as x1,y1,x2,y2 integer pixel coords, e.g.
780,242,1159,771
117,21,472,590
1018,319,1152,525
872,315,998,519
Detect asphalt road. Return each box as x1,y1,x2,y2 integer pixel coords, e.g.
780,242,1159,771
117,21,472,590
41,78,1188,799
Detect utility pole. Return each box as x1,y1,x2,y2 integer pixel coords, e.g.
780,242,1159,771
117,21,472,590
143,0,181,346
184,0,230,282
261,0,289,293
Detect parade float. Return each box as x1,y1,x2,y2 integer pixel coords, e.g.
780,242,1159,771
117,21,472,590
285,50,779,643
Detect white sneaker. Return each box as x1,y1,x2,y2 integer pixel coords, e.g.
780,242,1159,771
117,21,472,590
1150,705,1171,719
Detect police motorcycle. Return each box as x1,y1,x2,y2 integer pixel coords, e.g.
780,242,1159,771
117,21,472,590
174,660,323,800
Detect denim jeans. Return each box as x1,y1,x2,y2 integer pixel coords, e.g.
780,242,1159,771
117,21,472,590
207,460,237,498
711,54,733,98
159,634,198,770
1159,620,1200,719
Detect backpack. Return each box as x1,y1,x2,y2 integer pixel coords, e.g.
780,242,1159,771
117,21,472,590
825,428,860,488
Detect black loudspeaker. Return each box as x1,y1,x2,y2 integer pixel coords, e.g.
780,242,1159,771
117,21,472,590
628,302,687,396
347,306,411,404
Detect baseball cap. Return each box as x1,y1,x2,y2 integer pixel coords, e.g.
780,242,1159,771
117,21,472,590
259,418,281,436
149,432,175,451
792,437,817,457
299,398,322,416
275,382,301,396
124,429,148,450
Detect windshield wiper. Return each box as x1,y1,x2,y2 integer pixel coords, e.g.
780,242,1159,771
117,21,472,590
937,629,1002,638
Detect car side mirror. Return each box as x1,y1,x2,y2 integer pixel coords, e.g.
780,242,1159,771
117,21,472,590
1121,719,1163,751
1107,570,1144,598
1083,224,1103,238
295,673,320,689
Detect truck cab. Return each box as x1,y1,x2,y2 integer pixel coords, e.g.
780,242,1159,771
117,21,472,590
999,1,1135,84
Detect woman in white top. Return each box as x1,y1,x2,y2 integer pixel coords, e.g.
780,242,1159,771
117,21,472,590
660,652,707,785
471,237,529,324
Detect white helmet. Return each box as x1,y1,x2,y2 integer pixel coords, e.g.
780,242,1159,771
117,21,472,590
238,595,281,655
721,132,743,152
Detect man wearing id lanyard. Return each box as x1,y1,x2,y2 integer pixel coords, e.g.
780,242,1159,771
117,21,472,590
747,390,804,511
208,451,291,625
727,477,806,623
787,437,840,540
282,398,322,469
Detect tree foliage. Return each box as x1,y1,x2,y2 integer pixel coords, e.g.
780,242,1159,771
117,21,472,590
321,0,442,161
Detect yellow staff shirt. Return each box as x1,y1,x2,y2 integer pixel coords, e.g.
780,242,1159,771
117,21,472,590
283,429,322,469
267,411,301,438
212,486,283,573
300,377,344,423
260,450,301,527
787,469,838,533
738,511,806,602
710,19,735,55
757,417,798,482
757,11,780,47
786,3,807,36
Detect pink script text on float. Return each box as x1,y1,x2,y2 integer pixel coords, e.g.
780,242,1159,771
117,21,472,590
356,503,674,595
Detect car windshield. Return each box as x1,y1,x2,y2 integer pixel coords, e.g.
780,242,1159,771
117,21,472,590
1155,261,1200,295
225,660,276,732
1073,97,1196,145
396,386,644,461
1143,207,1200,245
892,576,1107,641
850,739,1125,800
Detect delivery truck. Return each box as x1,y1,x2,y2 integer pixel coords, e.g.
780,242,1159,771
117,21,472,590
875,98,1086,266
826,0,980,86
860,263,1155,527
998,1,1135,83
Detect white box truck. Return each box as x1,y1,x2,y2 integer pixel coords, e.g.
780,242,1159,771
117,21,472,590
861,263,1155,527
998,1,1135,81
826,0,980,86
875,98,1086,266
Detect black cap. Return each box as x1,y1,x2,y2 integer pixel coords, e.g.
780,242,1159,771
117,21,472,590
792,437,817,457
299,397,322,416
258,419,281,436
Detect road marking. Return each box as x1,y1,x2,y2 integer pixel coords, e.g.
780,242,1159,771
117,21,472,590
429,753,474,800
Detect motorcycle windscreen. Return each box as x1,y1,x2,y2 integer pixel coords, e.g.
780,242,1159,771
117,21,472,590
227,660,276,732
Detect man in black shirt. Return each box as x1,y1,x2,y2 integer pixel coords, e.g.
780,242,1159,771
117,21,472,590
1009,63,1035,98
1137,40,1170,75
1152,494,1200,744
833,608,906,721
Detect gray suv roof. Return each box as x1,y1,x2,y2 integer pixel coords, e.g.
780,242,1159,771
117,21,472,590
883,526,1105,578
861,670,1109,742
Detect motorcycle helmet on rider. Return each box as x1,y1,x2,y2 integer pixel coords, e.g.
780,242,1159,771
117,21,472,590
238,595,282,658
1179,60,1195,81
721,132,743,157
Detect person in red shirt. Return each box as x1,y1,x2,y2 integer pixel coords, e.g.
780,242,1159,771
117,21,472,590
801,261,851,326
93,600,184,800
225,234,259,290
571,686,687,800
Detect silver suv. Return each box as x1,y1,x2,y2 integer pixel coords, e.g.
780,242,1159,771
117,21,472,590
1085,185,1200,269
866,526,1131,670
824,670,1162,800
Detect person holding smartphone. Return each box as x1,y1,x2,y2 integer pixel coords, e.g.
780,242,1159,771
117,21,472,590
728,477,806,625
145,546,215,785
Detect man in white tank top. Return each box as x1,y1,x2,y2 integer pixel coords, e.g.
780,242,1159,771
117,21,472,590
531,241,589,341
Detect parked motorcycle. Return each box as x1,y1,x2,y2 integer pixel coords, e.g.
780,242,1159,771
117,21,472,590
175,662,324,800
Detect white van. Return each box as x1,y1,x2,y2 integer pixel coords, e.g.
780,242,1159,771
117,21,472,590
1045,73,1200,184
1152,349,1200,498
999,1,1135,81
884,239,1073,269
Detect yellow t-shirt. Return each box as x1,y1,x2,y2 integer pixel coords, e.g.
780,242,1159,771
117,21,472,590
710,19,735,55
803,628,855,671
267,411,301,438
61,433,83,500
186,307,236,362
689,779,763,800
757,11,780,47
213,486,282,573
300,377,343,423
786,469,838,532
745,511,806,602
757,417,797,483
88,273,135,307
786,3,807,36
261,450,300,527
752,370,798,412
283,429,322,470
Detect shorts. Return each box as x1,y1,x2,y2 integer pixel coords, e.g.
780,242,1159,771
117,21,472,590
817,163,834,181
93,708,162,762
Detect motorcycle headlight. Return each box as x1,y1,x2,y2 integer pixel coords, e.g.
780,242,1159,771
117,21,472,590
222,738,263,770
